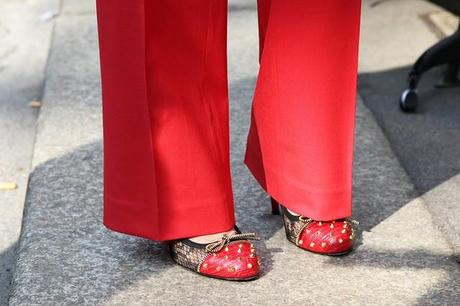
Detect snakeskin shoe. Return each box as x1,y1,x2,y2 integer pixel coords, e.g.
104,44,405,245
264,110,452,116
271,197,358,255
169,229,261,281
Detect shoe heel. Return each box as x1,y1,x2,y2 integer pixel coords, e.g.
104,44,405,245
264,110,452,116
270,197,280,215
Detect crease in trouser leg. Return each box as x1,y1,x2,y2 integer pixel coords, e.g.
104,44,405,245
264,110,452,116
144,0,235,240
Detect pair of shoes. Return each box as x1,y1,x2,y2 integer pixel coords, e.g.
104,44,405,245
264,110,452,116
169,227,261,281
170,198,358,281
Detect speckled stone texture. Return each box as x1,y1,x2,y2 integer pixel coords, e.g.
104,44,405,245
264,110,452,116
8,0,460,305
0,0,58,304
358,0,460,256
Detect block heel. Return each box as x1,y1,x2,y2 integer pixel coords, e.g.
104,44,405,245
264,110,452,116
271,197,280,215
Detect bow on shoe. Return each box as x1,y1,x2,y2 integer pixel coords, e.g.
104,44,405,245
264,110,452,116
205,233,260,253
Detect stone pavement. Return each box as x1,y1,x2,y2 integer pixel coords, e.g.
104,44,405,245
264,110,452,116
0,0,58,304
6,0,460,305
358,1,460,254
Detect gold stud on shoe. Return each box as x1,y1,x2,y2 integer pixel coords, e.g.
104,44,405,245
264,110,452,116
321,242,327,248
247,263,253,269
341,229,347,234
298,240,304,245
250,253,255,258
202,263,208,269
318,222,323,226
310,242,315,247
338,238,343,244
330,224,334,229
225,247,229,252
237,248,242,254
216,266,221,271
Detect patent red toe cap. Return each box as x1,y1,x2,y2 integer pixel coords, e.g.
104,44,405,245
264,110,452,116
199,241,260,280
297,220,354,255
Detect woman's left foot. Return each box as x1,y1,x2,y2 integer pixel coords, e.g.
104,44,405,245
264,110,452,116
272,198,358,255
169,228,261,281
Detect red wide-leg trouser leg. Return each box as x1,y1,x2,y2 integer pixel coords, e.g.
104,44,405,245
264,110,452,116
245,0,362,220
96,0,235,241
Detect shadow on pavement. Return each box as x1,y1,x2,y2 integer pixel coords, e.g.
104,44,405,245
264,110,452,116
9,142,173,304
359,64,460,194
359,63,460,304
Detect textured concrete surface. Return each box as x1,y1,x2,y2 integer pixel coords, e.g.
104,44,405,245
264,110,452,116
0,0,58,304
8,0,460,305
359,0,460,254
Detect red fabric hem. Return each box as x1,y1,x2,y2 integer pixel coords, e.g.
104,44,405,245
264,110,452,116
104,196,235,242
244,157,352,221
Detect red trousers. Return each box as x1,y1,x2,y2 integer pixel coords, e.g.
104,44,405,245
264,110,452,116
96,0,362,241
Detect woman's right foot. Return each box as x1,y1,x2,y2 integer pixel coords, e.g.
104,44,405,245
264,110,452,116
169,228,261,281
271,197,358,255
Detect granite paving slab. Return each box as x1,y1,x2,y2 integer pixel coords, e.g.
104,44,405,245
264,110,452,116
0,0,58,303
359,0,460,254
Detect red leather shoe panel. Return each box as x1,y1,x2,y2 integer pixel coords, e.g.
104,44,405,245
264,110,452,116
297,220,354,255
199,241,260,280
